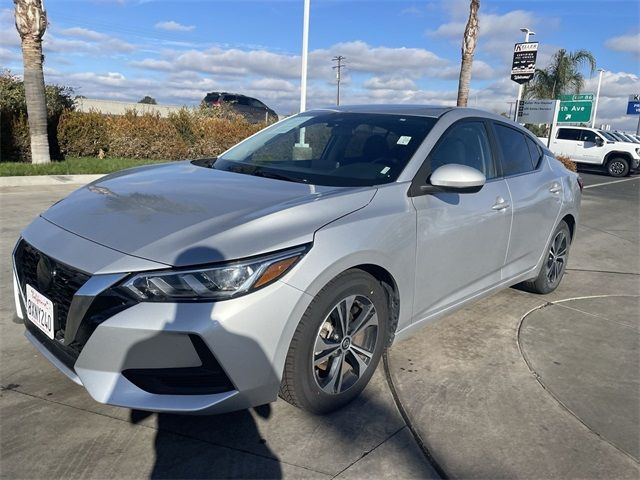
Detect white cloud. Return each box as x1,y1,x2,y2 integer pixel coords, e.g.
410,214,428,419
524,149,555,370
430,10,539,39
364,76,417,91
605,33,640,55
60,27,108,41
155,21,196,32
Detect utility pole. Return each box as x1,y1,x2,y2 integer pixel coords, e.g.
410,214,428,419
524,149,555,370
514,27,535,123
591,68,605,128
332,55,346,106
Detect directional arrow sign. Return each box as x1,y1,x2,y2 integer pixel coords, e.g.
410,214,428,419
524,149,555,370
557,95,594,123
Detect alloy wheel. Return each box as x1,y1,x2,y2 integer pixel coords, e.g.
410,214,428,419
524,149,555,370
312,294,379,395
547,230,568,284
610,161,625,176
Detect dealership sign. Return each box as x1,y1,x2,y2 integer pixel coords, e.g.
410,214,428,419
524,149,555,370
517,100,557,123
511,42,539,84
627,94,640,115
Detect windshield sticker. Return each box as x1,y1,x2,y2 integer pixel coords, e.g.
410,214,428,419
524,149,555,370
397,136,412,145
380,166,391,174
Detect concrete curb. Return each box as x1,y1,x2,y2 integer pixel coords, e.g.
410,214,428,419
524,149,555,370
0,174,105,187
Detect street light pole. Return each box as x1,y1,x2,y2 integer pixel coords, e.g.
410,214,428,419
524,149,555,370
591,68,605,128
514,27,535,123
299,0,310,113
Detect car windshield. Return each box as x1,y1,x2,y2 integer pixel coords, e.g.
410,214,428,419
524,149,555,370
598,130,616,141
211,112,436,187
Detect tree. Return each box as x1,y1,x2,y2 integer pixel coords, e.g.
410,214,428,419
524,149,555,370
456,0,480,107
14,0,50,164
138,95,157,105
525,49,596,100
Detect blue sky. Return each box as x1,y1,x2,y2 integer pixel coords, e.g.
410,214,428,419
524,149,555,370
1,0,639,129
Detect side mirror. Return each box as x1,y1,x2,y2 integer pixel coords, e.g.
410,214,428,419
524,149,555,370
423,164,486,194
595,137,604,147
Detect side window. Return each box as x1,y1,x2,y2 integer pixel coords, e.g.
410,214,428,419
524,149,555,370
580,130,598,143
249,99,267,109
494,124,534,176
429,121,497,179
525,136,543,169
556,128,580,141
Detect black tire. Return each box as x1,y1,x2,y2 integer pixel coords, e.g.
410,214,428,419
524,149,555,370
519,221,571,294
606,157,630,177
279,269,389,414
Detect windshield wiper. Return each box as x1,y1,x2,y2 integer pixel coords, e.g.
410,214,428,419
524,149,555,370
252,169,308,184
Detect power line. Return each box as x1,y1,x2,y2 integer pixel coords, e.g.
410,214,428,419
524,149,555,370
332,55,346,106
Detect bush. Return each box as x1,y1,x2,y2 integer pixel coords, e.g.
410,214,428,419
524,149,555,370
555,154,577,172
1,69,75,162
57,110,110,157
56,108,265,161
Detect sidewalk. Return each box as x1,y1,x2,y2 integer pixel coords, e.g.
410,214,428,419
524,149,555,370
0,174,104,187
385,176,640,478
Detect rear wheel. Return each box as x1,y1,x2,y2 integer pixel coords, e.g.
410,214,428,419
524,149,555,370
279,270,388,414
520,221,571,294
606,157,629,177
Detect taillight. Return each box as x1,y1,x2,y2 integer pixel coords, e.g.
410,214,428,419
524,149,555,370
577,176,584,192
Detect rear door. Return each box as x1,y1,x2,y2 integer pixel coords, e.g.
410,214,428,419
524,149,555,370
551,127,580,159
492,122,563,279
411,119,511,321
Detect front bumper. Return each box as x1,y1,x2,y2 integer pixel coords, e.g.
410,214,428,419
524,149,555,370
13,245,313,414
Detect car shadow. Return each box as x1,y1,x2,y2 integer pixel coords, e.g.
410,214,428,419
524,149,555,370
111,246,432,479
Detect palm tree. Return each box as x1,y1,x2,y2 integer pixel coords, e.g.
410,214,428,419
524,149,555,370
14,0,50,164
525,49,596,100
456,0,480,107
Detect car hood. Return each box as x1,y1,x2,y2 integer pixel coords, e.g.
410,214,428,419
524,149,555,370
41,161,376,267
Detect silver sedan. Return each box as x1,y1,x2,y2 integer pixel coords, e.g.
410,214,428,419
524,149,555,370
12,105,581,414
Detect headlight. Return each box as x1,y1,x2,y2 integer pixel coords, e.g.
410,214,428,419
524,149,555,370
636,148,640,156
119,245,308,302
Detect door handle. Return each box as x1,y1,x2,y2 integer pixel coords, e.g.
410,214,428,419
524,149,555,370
549,183,562,194
492,197,510,211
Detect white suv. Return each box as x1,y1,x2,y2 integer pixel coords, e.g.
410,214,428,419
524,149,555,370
549,126,640,177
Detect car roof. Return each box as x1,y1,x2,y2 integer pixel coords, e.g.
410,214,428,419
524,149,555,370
308,104,508,121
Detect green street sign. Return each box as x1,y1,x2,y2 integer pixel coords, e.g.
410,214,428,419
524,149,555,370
559,93,594,102
557,100,593,123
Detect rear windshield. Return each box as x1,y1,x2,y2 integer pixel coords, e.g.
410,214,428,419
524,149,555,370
212,112,436,187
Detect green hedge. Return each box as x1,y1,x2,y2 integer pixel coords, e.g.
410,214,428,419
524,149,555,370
56,108,265,160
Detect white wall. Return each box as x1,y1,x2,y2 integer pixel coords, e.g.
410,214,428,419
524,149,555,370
74,98,187,117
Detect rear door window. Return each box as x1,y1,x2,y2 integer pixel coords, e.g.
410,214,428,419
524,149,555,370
494,124,534,176
556,128,581,141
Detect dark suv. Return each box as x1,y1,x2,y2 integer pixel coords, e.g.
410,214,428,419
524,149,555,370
203,92,278,123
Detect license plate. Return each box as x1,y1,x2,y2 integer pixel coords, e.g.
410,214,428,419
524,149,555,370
26,284,55,340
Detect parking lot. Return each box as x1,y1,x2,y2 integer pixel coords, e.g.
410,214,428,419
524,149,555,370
1,171,638,479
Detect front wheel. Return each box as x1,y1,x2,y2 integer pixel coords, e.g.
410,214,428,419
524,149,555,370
519,221,571,294
606,157,629,177
279,270,389,414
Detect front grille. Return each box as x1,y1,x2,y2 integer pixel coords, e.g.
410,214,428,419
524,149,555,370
13,239,90,346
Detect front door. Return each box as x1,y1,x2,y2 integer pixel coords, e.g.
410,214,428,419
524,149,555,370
411,120,511,322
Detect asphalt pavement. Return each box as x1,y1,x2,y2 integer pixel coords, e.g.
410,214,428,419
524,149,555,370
1,171,638,479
